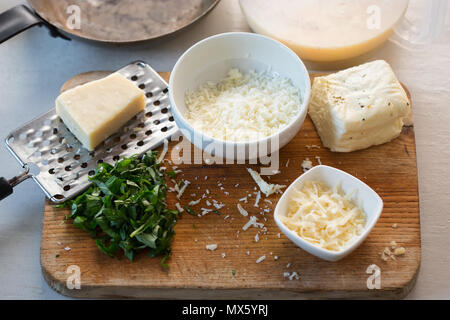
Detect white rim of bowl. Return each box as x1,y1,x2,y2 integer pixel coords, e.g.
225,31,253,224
169,31,311,147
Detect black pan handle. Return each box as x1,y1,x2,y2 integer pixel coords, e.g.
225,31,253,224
0,177,13,201
0,5,71,44
0,167,32,201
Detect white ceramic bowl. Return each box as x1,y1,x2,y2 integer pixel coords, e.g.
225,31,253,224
274,165,383,261
169,32,311,161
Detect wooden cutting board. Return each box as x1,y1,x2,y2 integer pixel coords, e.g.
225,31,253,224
41,71,420,299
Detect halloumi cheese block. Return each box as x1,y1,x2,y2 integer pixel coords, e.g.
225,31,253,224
56,73,145,150
308,60,410,152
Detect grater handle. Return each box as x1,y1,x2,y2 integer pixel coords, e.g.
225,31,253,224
0,5,70,44
0,167,32,201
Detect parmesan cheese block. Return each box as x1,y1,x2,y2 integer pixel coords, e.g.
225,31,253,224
308,60,410,152
56,73,145,150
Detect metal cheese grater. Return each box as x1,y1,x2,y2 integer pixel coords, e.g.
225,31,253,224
1,61,178,203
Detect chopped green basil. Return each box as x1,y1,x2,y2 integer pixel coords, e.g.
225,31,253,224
60,151,179,267
167,170,177,179
184,206,197,216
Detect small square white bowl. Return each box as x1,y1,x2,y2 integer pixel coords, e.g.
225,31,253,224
274,165,383,262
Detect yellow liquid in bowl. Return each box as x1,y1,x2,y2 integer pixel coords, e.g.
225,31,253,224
240,0,409,62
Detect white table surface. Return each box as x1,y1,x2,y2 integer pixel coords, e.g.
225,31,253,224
0,0,449,299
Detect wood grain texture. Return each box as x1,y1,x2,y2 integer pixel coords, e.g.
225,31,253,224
41,72,420,299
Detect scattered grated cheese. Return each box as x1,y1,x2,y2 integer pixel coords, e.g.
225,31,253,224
239,196,248,203
301,158,313,172
290,272,300,280
256,255,266,264
175,202,184,213
254,191,261,207
206,244,218,251
247,168,285,197
172,179,179,192
284,271,300,280
201,208,212,216
242,216,264,231
237,203,249,217
177,180,190,199
188,198,201,206
381,247,394,261
394,247,406,256
315,156,322,165
382,241,406,261
213,202,225,210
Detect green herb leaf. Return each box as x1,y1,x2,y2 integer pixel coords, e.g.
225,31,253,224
61,151,177,266
167,170,177,179
184,206,197,216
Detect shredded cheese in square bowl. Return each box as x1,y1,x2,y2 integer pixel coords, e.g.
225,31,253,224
185,68,302,142
279,180,366,252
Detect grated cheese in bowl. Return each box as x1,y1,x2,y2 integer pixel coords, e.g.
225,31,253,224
184,68,302,142
279,180,366,252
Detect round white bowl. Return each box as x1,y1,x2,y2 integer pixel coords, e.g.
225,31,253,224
169,32,311,161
